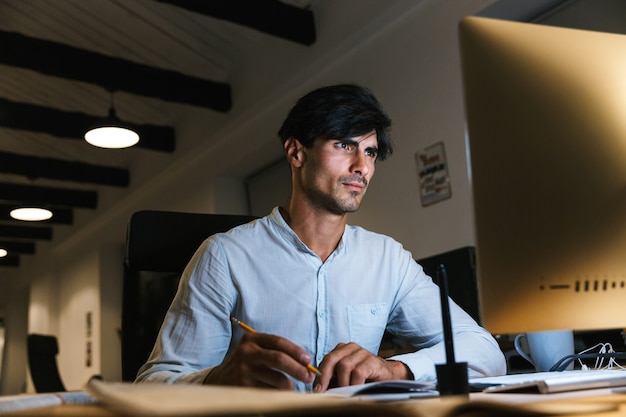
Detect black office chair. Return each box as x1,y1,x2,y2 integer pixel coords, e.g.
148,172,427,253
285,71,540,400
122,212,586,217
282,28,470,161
27,333,66,393
121,210,257,381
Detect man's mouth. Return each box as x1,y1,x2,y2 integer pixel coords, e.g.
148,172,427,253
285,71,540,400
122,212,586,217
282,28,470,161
345,182,364,191
342,177,367,192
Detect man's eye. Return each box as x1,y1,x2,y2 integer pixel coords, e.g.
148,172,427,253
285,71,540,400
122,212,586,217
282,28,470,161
365,149,378,159
337,142,355,152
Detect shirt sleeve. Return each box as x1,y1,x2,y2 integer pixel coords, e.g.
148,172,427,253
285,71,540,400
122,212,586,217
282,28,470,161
384,254,507,382
135,237,236,384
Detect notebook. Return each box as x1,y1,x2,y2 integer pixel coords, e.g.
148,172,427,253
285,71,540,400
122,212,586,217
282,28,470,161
325,380,438,401
469,369,626,394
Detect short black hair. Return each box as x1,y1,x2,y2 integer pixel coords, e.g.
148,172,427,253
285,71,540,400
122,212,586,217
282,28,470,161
277,84,393,160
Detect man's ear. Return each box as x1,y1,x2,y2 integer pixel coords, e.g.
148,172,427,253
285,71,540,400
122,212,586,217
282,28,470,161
284,137,306,167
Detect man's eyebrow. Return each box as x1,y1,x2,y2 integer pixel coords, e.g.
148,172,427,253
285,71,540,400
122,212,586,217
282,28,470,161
335,138,378,152
336,138,358,144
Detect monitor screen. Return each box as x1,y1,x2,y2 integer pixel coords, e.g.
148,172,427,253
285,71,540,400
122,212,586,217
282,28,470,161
459,16,626,334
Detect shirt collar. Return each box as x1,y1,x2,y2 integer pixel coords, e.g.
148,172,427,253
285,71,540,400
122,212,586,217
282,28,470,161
268,206,348,257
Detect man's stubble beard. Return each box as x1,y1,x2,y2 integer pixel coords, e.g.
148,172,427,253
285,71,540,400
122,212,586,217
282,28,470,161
304,177,367,215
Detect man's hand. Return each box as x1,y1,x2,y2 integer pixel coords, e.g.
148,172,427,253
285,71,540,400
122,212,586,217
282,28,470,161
203,332,316,389
313,342,411,392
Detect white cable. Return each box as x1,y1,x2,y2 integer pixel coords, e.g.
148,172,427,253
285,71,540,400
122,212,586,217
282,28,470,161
576,342,625,370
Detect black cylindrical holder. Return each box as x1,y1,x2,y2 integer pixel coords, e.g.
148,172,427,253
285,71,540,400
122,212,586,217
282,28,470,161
435,264,470,396
436,361,469,396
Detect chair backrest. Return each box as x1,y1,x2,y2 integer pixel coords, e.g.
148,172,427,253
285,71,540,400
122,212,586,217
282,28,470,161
121,210,257,381
27,333,66,393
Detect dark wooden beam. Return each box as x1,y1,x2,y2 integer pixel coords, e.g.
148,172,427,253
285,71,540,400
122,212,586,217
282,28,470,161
0,98,175,153
0,204,73,225
0,151,129,187
0,255,19,267
0,29,231,111
0,224,52,240
158,0,315,45
0,240,35,254
0,182,97,209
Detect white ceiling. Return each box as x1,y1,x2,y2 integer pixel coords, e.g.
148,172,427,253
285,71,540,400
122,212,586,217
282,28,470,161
0,0,282,173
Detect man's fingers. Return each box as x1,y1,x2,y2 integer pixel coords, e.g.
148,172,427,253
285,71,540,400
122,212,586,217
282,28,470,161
245,365,296,390
315,342,361,391
243,332,316,384
315,342,402,391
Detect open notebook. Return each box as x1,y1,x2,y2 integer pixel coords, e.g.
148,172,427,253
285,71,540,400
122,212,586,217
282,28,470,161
469,369,626,394
325,380,438,401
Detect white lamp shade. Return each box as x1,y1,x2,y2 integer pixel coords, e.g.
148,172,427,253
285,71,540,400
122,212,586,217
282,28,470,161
0,249,7,258
84,126,140,149
84,105,140,149
10,207,53,221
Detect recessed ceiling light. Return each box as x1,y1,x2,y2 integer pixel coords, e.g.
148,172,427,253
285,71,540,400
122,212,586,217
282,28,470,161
10,207,53,221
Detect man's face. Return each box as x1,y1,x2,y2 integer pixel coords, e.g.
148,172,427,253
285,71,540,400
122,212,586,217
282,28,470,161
299,130,378,215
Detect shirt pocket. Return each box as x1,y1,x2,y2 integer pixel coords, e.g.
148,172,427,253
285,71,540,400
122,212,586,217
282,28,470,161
347,303,389,354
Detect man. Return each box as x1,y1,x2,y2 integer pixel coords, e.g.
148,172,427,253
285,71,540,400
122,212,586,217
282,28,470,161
135,84,506,392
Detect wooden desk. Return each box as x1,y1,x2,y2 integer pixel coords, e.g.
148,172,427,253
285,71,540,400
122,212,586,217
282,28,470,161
3,388,626,417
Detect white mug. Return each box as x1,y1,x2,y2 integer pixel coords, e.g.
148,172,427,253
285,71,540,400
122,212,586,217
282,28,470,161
514,330,575,372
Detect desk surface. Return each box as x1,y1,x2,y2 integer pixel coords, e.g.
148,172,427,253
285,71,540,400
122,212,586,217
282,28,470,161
3,388,626,417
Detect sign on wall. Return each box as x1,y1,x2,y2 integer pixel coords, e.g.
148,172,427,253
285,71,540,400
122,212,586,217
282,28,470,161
415,141,451,206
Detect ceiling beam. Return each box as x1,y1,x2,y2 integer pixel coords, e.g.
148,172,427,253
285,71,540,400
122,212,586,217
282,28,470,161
0,224,52,240
159,0,316,45
0,204,73,225
0,151,129,187
0,240,35,254
0,256,19,267
0,98,175,153
0,29,232,111
0,182,97,209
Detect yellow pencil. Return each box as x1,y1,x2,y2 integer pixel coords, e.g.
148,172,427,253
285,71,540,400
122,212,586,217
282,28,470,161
230,317,322,376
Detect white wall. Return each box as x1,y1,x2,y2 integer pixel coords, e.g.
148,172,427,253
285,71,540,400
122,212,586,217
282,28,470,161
0,326,4,388
28,271,60,336
3,0,497,392
99,244,123,383
57,247,101,389
0,286,28,394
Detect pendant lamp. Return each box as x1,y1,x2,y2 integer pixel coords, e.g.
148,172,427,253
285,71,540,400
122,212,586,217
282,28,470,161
10,207,53,221
84,91,139,149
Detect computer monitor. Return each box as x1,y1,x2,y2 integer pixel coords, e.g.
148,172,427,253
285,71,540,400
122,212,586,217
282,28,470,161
459,16,626,335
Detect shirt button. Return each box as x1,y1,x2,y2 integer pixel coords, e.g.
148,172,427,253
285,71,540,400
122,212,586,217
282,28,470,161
319,312,325,318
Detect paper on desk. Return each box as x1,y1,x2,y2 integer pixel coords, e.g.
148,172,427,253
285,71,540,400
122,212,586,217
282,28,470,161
0,390,95,412
87,379,364,417
470,370,626,394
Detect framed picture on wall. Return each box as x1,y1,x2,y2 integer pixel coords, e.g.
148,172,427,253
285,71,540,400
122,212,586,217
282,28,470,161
415,141,451,206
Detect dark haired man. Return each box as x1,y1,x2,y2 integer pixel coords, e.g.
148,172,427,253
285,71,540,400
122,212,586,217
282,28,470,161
136,84,505,392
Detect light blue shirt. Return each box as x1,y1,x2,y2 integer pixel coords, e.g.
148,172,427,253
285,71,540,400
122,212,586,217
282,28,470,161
135,207,505,390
